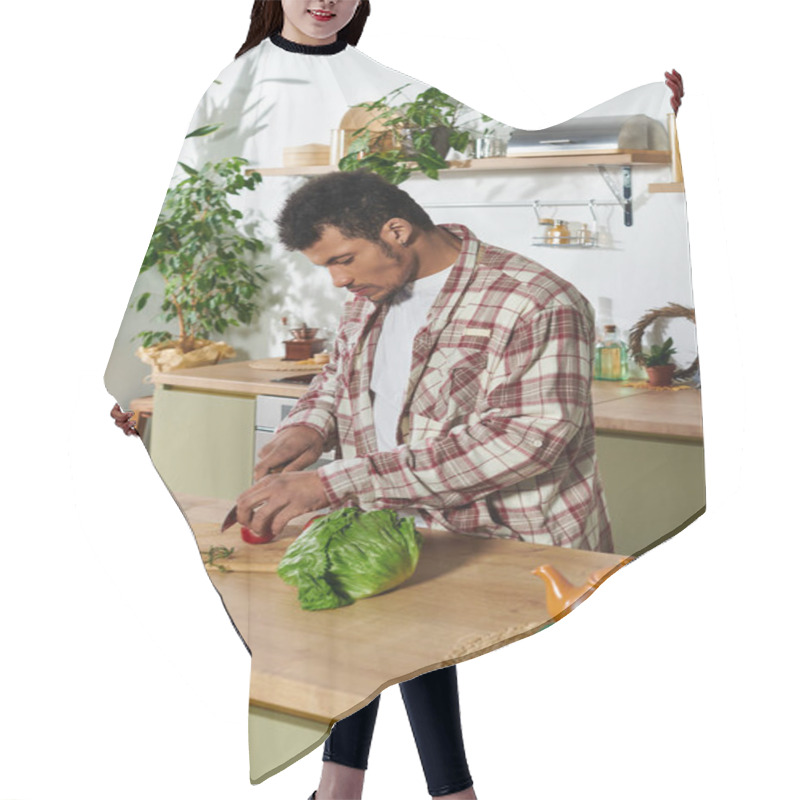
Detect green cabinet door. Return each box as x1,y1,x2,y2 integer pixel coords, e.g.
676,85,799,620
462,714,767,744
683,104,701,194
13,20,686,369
595,432,706,556
149,385,256,503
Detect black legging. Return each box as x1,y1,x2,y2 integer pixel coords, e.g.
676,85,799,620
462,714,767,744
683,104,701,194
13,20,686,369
322,665,473,797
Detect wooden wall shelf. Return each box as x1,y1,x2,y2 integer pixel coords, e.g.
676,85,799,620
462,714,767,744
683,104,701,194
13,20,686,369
648,182,685,193
246,149,671,178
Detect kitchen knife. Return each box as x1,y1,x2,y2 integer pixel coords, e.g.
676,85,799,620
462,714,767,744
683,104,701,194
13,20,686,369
220,504,238,533
220,466,283,532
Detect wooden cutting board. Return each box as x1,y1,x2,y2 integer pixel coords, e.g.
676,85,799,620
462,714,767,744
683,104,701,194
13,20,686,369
195,521,294,574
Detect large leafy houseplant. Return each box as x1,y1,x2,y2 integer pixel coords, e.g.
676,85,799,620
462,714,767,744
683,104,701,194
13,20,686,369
133,155,269,368
338,85,472,184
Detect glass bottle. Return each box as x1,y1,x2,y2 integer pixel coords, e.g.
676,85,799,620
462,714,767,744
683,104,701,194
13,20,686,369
594,324,629,381
538,218,553,246
546,219,570,245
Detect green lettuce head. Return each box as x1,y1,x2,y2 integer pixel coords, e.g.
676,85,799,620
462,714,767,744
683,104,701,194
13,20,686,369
277,508,423,611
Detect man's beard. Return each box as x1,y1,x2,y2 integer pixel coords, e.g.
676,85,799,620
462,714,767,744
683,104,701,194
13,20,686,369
376,239,417,305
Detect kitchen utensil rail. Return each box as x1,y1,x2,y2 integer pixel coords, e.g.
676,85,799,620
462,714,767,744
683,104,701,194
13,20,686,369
423,163,635,226
421,201,619,209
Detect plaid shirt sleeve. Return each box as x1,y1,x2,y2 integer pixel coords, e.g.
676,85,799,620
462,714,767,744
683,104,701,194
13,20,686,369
316,300,594,509
275,365,338,451
272,329,350,452
273,298,371,452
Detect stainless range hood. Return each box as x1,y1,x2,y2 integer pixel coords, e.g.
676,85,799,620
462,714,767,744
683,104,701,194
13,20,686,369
507,114,669,156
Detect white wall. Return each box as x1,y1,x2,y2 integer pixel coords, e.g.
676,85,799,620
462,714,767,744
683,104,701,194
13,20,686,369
105,73,692,407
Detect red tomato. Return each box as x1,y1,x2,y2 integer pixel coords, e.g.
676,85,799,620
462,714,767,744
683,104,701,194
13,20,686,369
302,515,326,533
240,526,275,545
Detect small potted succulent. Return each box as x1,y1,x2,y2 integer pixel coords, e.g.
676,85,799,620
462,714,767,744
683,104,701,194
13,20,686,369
643,337,678,386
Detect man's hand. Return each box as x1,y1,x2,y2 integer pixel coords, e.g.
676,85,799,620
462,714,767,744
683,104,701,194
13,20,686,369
254,425,325,479
236,471,329,540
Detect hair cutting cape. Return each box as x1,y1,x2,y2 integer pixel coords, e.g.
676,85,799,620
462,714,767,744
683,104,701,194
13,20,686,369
105,34,703,783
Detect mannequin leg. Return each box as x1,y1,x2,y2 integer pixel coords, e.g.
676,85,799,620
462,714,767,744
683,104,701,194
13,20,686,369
400,665,475,798
315,694,381,799
315,667,476,799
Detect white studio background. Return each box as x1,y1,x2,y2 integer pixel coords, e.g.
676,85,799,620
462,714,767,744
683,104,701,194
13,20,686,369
0,2,796,799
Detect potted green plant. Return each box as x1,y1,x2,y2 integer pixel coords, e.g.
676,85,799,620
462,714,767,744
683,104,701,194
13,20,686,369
132,155,269,373
338,85,471,184
643,337,678,386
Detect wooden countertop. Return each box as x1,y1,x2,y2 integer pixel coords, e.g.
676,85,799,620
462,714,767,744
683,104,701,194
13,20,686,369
153,360,703,441
181,494,626,723
150,360,317,399
591,381,703,441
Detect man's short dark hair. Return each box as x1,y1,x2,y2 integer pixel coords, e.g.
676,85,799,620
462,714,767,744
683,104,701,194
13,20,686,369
276,171,435,251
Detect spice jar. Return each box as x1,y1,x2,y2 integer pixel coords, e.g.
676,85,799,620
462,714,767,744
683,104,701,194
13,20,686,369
545,219,570,245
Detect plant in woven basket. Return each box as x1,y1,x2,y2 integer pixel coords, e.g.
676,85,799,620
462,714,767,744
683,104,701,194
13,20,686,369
338,85,472,184
132,156,269,369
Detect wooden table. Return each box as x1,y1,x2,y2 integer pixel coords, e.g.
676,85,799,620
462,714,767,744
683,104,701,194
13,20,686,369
180,495,626,724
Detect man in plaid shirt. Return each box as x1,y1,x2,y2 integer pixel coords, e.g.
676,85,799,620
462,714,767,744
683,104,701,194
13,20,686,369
236,171,612,554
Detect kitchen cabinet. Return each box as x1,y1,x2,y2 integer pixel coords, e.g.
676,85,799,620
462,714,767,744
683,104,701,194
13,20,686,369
596,432,704,555
592,383,704,556
149,386,256,502
148,363,312,501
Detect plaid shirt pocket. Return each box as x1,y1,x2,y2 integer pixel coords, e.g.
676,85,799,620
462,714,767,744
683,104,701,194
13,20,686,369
415,345,488,423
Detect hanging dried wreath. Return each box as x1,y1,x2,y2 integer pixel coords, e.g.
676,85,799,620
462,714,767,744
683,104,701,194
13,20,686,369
628,302,699,380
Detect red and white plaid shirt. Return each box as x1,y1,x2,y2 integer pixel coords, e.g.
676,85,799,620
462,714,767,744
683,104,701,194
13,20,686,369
281,224,613,552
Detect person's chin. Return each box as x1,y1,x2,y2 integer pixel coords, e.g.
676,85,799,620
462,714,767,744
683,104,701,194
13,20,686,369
374,288,401,304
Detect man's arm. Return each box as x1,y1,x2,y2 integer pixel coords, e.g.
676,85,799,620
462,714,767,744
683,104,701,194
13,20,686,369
252,304,359,476
272,356,340,451
317,302,594,510
238,334,343,533
248,357,339,480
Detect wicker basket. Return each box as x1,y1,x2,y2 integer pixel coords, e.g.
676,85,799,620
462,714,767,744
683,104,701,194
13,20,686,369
332,106,397,162
282,143,331,168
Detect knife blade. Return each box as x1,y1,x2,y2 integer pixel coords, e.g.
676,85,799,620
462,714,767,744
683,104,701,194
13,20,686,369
220,465,283,532
220,504,238,533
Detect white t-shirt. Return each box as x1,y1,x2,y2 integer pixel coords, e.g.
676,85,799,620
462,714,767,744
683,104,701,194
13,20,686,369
371,265,454,449
370,265,454,526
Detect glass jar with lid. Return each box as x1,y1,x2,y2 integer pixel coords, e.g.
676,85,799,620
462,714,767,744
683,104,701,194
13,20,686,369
594,324,629,381
545,219,570,245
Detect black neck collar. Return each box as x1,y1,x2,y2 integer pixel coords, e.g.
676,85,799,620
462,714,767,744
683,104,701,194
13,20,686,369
270,32,348,55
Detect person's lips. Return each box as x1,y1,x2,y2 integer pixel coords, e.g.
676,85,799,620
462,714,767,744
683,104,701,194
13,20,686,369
348,286,373,297
308,9,335,22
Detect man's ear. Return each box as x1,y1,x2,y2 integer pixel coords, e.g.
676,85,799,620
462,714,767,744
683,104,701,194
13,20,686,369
380,218,413,248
